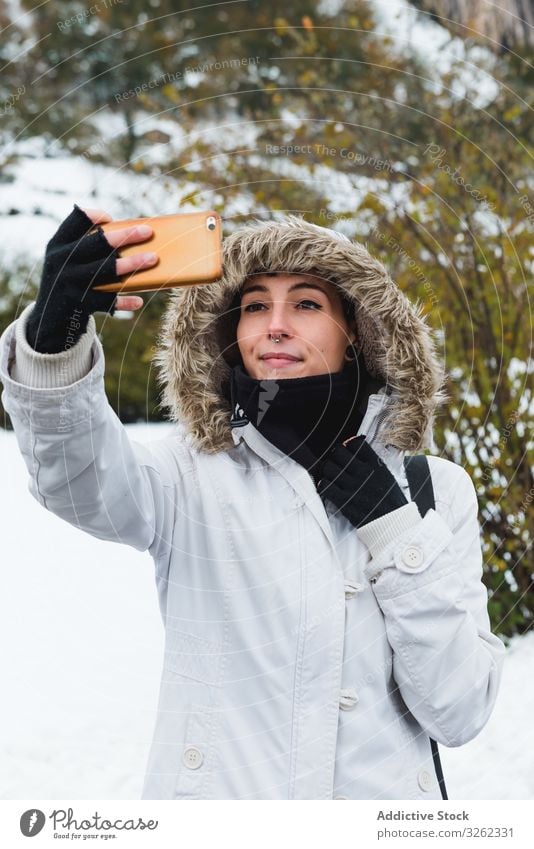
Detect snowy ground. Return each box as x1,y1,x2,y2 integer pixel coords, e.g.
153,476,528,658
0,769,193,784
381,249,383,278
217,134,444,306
0,423,532,800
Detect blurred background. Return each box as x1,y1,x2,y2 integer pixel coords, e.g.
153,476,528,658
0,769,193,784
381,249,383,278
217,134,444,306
0,0,533,797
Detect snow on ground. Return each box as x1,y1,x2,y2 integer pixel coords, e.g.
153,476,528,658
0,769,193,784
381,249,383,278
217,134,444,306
439,631,534,800
0,423,532,800
0,422,173,800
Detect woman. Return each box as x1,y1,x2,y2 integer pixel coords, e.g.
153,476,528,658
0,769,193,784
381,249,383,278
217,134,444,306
0,205,506,800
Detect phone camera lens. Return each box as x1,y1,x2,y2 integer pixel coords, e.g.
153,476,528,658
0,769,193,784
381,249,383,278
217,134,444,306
206,216,216,231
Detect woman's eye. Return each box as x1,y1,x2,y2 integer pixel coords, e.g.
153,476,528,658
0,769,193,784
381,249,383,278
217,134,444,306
242,300,321,313
297,300,321,310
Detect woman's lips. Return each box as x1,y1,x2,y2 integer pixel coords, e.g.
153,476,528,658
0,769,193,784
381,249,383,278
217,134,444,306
260,353,301,367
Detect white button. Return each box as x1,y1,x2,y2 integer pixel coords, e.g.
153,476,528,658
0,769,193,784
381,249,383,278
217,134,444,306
417,768,433,792
183,746,204,770
339,688,359,710
344,580,364,599
401,545,424,569
334,795,349,800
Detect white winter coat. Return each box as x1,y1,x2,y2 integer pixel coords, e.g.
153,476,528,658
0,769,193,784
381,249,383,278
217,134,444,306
0,215,506,800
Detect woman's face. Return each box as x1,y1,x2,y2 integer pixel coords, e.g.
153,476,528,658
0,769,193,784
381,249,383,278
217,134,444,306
236,272,357,379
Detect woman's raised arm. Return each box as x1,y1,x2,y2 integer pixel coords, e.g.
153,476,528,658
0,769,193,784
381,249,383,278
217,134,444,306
0,207,179,561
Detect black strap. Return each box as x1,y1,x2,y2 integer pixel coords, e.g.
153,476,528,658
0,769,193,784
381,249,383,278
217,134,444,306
403,453,436,517
403,453,449,802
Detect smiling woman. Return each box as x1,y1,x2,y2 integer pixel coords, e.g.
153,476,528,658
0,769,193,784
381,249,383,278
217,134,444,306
237,273,356,379
236,271,358,379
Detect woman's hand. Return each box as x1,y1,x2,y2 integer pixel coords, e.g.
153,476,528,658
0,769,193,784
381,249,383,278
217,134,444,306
316,435,409,528
80,207,156,312
26,204,158,353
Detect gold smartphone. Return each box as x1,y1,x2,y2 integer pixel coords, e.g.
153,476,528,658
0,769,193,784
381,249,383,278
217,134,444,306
91,210,223,294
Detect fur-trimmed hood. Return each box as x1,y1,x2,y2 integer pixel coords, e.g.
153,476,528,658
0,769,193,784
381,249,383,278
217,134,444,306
152,215,446,454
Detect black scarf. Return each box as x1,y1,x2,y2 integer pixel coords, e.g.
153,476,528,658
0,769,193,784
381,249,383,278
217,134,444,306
223,355,376,477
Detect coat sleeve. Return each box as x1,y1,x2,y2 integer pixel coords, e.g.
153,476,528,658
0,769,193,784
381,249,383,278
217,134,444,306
0,311,180,562
357,460,506,747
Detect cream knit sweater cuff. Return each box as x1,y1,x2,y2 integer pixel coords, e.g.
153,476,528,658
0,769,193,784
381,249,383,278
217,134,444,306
356,501,422,559
10,303,97,388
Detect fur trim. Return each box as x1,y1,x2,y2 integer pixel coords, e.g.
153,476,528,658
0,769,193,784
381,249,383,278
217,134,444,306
152,215,447,453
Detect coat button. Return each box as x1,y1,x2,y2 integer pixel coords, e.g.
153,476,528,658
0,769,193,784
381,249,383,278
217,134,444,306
183,746,204,770
344,580,364,599
401,545,424,569
339,688,359,710
417,768,434,792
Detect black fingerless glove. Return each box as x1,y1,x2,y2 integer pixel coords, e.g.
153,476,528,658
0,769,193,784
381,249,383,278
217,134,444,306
316,435,410,528
26,204,123,353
